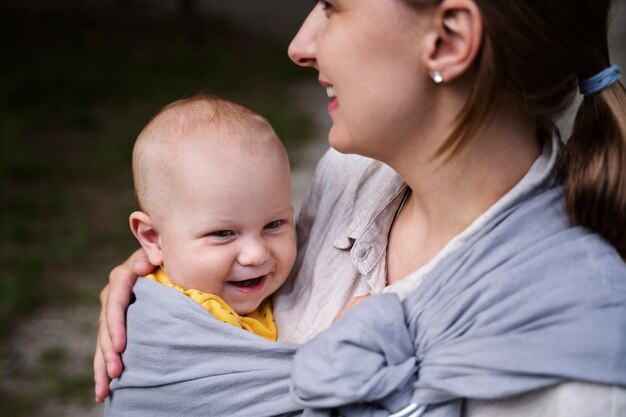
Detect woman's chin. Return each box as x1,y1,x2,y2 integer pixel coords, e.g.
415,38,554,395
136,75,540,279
328,126,356,155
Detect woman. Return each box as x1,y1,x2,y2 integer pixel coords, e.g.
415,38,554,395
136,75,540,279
95,0,626,415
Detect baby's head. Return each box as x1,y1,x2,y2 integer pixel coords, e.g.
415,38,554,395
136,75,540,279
130,94,296,315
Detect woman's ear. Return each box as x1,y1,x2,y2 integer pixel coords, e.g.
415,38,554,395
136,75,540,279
422,0,483,84
129,211,164,267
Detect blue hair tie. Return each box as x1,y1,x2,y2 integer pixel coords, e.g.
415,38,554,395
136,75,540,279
579,64,621,96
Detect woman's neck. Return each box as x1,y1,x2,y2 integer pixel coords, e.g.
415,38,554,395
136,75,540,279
386,106,541,282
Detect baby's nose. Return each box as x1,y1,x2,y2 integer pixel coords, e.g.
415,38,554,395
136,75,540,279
237,237,270,266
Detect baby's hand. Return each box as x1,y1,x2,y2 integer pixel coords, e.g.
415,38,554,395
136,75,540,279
333,293,371,323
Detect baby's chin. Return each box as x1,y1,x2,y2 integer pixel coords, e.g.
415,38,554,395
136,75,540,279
230,299,264,316
224,292,265,316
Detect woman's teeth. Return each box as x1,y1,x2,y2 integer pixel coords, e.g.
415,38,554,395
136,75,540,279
326,87,336,98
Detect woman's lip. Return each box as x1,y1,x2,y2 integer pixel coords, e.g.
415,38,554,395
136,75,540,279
328,97,339,112
319,79,333,88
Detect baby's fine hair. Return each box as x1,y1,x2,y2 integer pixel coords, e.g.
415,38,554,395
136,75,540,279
132,94,286,213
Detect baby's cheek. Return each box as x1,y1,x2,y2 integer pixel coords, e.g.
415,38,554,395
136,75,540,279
282,232,298,268
176,248,232,293
200,248,237,278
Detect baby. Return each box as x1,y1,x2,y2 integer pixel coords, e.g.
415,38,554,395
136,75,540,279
105,94,301,416
128,94,297,341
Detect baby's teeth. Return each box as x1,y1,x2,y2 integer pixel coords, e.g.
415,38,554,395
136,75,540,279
326,87,336,98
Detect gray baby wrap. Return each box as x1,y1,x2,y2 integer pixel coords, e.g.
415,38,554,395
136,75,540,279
291,187,626,416
105,280,301,417
106,187,626,417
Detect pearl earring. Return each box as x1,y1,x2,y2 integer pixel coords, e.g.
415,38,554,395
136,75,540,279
431,71,444,84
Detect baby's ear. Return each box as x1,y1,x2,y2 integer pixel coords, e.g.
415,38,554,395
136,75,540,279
129,211,163,267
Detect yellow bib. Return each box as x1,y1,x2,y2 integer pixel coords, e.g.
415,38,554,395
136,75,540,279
145,269,277,341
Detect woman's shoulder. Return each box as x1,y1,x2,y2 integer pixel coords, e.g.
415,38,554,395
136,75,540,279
482,185,625,277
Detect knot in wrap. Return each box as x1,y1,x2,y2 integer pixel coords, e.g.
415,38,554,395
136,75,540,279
291,294,419,417
291,188,626,417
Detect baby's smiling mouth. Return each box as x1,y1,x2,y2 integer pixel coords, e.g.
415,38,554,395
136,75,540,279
228,276,265,288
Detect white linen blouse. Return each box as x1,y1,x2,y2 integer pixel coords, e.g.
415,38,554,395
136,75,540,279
273,134,626,416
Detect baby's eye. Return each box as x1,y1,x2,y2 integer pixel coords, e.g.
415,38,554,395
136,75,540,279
264,220,284,230
209,230,234,238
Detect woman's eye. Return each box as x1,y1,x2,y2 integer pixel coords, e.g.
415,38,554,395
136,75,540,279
264,220,284,230
209,230,234,238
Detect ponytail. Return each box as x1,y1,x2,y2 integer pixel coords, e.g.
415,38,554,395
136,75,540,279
566,80,626,258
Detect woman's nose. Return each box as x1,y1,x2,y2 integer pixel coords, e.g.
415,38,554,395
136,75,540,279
237,237,270,266
288,6,323,69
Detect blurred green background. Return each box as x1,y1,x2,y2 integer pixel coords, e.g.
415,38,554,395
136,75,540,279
0,2,315,415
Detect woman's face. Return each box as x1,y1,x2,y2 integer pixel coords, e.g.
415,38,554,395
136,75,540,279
289,0,435,160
